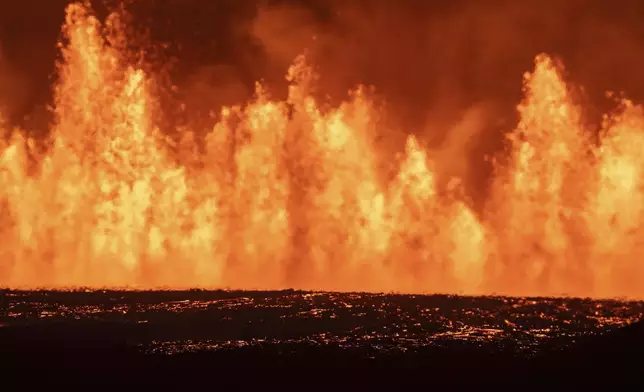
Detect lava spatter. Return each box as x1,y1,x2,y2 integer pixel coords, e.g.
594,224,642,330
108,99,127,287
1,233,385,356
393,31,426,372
0,3,643,299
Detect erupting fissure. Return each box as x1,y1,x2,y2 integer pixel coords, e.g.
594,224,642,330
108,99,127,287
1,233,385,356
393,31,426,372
1,3,643,298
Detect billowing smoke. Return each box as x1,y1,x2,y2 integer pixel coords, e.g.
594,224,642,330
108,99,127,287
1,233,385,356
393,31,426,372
0,41,30,127
3,0,644,206
243,0,644,205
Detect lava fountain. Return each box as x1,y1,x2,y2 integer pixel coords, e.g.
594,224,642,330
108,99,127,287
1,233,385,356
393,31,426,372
0,2,643,298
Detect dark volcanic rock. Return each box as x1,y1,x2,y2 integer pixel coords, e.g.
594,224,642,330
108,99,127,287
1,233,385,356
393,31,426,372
1,290,643,387
1,321,142,382
531,319,644,383
3,320,643,387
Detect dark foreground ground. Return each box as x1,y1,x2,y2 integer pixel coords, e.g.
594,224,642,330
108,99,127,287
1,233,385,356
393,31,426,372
1,289,643,388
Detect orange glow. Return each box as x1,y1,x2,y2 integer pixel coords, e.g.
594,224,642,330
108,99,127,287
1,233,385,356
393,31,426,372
1,3,643,298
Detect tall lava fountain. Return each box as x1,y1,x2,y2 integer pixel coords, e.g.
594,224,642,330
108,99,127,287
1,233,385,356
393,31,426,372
0,3,643,298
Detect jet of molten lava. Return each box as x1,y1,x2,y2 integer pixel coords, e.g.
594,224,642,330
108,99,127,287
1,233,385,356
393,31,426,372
0,2,643,298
